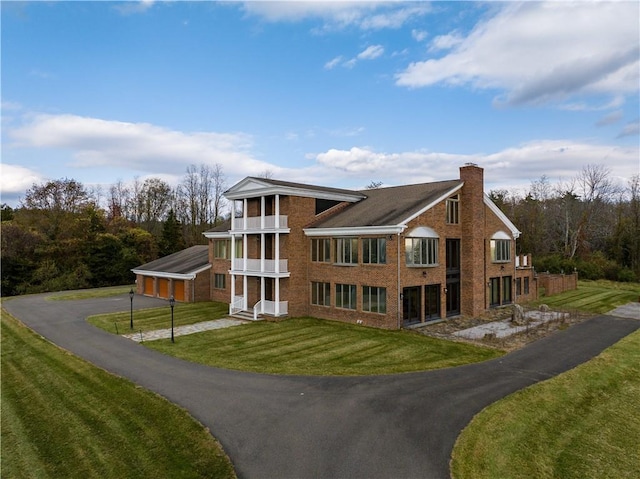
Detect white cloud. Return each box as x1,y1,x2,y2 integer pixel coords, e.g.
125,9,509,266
311,140,639,190
617,121,640,139
411,29,428,42
8,114,271,177
595,110,624,127
396,2,639,107
241,2,430,31
324,56,343,70
114,0,155,15
357,44,384,60
429,33,462,52
0,164,44,200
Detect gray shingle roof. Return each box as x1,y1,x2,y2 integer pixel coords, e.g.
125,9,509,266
310,179,462,228
133,245,209,275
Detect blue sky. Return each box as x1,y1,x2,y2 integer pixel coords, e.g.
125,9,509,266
2,1,639,206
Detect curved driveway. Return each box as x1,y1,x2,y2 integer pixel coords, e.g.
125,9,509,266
4,294,639,479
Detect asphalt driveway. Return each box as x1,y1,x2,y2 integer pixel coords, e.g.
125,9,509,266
3,294,639,479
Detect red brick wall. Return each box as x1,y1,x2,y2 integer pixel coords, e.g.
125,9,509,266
537,272,578,296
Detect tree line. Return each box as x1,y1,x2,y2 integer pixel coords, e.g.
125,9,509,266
1,162,637,298
490,164,639,282
1,164,228,297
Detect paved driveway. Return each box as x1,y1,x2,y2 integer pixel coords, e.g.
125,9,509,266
3,294,639,479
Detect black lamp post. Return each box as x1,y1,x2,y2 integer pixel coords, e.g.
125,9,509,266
129,288,134,330
169,295,175,343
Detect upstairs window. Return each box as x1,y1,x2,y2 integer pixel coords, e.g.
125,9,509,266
311,238,331,262
234,238,243,258
491,231,511,263
406,238,439,266
446,194,459,224
363,238,386,264
213,240,230,259
335,238,358,265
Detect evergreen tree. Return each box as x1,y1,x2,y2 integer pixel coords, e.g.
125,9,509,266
159,209,185,256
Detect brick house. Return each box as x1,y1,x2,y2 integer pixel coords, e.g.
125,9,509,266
204,164,537,329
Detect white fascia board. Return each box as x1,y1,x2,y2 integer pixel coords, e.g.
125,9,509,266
399,183,464,226
225,179,364,202
304,225,406,237
484,193,521,239
131,264,211,281
203,231,231,239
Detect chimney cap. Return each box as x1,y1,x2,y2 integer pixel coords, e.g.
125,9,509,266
463,162,478,167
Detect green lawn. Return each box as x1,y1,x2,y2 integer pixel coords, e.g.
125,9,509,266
88,301,229,334
142,317,503,375
1,312,236,479
451,328,640,479
532,279,640,314
48,285,136,301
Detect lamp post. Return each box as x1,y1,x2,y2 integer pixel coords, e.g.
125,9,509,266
129,288,134,330
169,295,175,343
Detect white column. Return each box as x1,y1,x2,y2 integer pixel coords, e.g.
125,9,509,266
243,198,248,230
243,276,248,310
261,196,265,229
243,234,248,272
275,194,280,227
230,274,236,315
275,278,280,316
275,233,280,273
260,277,265,314
261,233,265,272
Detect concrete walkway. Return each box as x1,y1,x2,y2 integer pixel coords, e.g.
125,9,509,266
607,301,640,320
3,294,639,479
122,318,247,342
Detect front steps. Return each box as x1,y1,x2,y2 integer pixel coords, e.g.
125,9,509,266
231,310,264,322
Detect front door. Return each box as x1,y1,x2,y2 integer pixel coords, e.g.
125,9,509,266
425,284,441,320
403,287,421,324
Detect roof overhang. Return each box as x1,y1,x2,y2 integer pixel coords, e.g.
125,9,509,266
225,177,365,202
304,225,406,237
484,193,521,239
203,231,232,239
131,264,211,281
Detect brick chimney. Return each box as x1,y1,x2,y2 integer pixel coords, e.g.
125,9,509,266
459,163,486,317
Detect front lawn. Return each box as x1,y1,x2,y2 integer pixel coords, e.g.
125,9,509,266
451,328,640,479
1,312,236,479
532,279,640,314
142,317,503,375
88,301,229,334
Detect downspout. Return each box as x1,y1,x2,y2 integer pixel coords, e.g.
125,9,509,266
397,232,401,330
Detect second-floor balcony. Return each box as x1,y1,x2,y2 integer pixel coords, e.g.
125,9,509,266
233,215,288,231
232,258,289,275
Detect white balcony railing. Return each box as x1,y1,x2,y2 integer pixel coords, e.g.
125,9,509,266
233,215,288,231
232,258,288,274
262,300,288,316
230,295,244,315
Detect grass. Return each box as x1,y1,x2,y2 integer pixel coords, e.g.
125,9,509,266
531,279,640,314
88,301,229,334
451,328,640,479
1,311,236,479
48,285,136,301
141,317,503,375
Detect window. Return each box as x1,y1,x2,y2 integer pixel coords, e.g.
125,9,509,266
311,238,331,262
311,281,330,306
405,237,439,266
489,277,500,306
502,276,512,304
491,239,511,262
524,277,530,295
446,194,459,224
214,240,229,259
363,238,386,264
335,238,358,265
335,283,356,310
214,274,226,289
363,286,386,314
516,277,522,296
234,238,243,258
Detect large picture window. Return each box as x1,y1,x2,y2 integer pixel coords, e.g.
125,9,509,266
363,238,386,264
335,283,356,310
335,238,358,265
362,286,386,314
491,239,511,262
311,238,331,262
405,237,439,266
311,281,330,306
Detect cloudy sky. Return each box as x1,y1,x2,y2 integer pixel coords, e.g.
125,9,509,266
2,1,639,206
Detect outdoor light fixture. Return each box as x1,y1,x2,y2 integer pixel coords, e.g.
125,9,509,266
129,288,134,330
169,296,176,343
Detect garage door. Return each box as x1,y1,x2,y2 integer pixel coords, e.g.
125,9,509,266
173,280,185,302
158,278,170,299
143,277,154,296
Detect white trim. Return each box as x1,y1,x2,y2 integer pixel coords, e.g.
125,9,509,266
131,264,211,281
304,225,406,237
484,193,521,238
491,230,511,240
225,177,365,202
400,183,463,226
203,231,232,239
406,226,439,238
